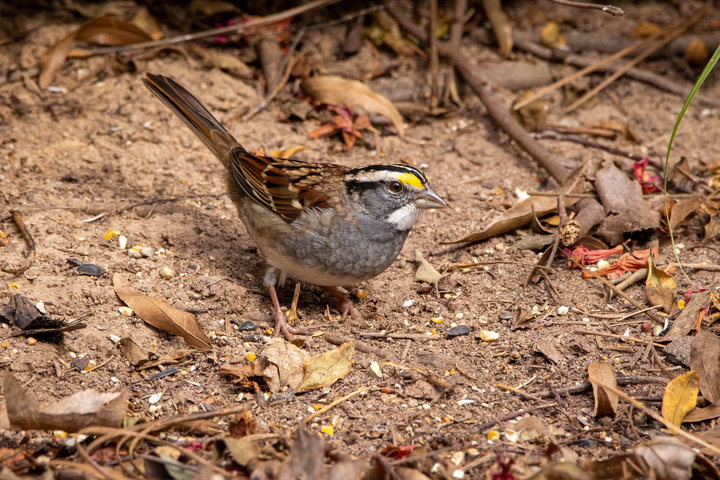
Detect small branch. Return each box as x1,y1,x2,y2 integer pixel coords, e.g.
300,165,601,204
574,328,665,347
547,0,623,16
1,211,36,275
429,0,440,110
73,0,339,57
565,6,707,112
359,332,440,340
303,386,369,423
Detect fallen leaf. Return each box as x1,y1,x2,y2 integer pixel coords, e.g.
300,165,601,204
646,255,676,289
690,330,720,406
118,337,150,367
112,273,211,351
261,338,309,393
414,250,441,284
268,145,309,158
225,437,259,467
662,370,699,427
595,161,660,244
447,161,587,243
631,21,661,38
536,339,564,364
588,362,619,417
132,7,163,40
683,404,720,423
669,196,701,230
298,342,355,392
3,372,127,433
664,290,712,340
40,17,153,88
301,75,404,137
635,437,696,480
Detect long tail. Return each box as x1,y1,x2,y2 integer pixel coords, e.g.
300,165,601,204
143,73,241,169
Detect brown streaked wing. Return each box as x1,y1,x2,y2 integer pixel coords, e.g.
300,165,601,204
228,149,337,223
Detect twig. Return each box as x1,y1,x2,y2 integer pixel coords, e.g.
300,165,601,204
244,28,304,120
429,0,440,110
514,33,655,110
573,328,665,347
565,6,707,112
111,193,225,217
303,386,369,423
1,211,36,275
359,332,440,340
75,441,119,480
567,256,664,324
546,0,623,16
513,36,720,108
532,132,647,162
72,0,340,57
601,382,720,457
614,268,647,292
669,262,720,272
496,383,545,402
385,3,569,182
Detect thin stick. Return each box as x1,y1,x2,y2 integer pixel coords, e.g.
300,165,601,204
573,328,665,347
359,332,440,340
513,34,654,110
601,382,720,457
565,6,706,112
71,0,340,57
303,386,369,423
1,210,36,275
496,383,545,402
429,0,440,110
547,0,623,16
567,257,664,324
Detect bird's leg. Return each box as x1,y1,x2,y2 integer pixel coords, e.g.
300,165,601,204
321,286,360,321
268,283,309,339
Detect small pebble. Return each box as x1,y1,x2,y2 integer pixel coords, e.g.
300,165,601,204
148,392,163,404
76,263,103,276
35,301,46,314
369,361,383,378
159,266,175,280
118,235,128,249
140,247,154,258
233,320,258,331
128,250,142,259
108,334,121,343
119,306,134,317
26,337,37,346
498,311,513,321
242,334,261,343
447,325,470,337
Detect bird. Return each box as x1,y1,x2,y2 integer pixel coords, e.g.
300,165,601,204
143,73,446,338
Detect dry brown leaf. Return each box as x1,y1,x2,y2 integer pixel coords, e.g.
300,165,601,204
664,290,712,340
39,17,153,89
112,273,211,351
261,338,309,393
662,370,699,427
268,145,309,158
118,337,150,366
635,437,696,480
690,330,720,406
3,371,127,433
446,161,587,243
588,362,619,416
669,196,701,230
631,21,662,38
301,75,404,137
683,404,720,423
298,342,355,392
414,250,441,284
132,7,163,40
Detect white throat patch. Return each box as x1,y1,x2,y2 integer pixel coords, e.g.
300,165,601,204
387,203,420,231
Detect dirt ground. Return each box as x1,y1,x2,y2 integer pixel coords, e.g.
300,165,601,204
2,0,720,477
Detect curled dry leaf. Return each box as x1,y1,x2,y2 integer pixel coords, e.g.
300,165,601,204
39,17,154,89
414,250,441,284
669,196,701,230
261,338,309,393
298,342,355,392
662,370,699,428
588,362,619,417
635,437,696,480
301,75,404,137
3,371,127,433
446,161,587,244
112,273,211,351
690,330,720,406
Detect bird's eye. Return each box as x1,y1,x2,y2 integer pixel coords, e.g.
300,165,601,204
388,181,403,194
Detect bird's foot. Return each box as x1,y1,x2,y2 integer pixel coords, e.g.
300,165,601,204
321,286,360,321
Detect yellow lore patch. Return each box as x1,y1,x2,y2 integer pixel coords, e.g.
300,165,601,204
394,171,423,189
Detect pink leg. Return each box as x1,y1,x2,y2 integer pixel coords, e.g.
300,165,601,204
268,284,309,339
321,286,360,321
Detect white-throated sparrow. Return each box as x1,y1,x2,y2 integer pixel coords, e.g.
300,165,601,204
143,73,446,338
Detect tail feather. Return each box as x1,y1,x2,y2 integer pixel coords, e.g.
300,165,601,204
143,73,240,168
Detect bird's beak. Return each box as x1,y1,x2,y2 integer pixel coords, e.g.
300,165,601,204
416,185,447,209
